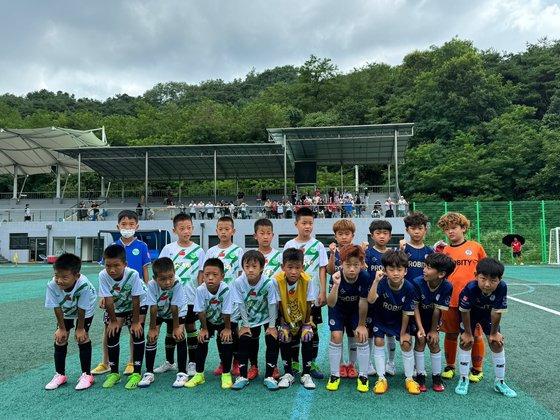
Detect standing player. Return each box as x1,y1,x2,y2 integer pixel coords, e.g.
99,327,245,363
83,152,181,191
455,258,516,397
158,213,205,377
139,257,189,388
44,253,97,391
412,253,455,392
437,213,487,383
400,211,434,282
326,245,370,392
204,215,244,376
283,207,328,379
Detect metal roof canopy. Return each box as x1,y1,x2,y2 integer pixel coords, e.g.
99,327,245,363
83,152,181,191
56,144,288,181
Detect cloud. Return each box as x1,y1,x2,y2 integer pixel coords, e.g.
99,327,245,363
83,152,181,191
0,0,559,99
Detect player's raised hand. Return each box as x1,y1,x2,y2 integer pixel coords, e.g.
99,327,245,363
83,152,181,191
329,242,337,254
331,271,342,286
374,270,384,282
399,239,407,250
361,241,369,250
198,327,209,344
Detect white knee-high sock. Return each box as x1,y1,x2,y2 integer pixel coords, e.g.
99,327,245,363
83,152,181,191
492,350,505,381
368,338,374,363
458,348,471,379
329,341,342,377
414,350,426,375
356,342,369,377
386,336,396,363
374,345,386,378
403,350,414,379
431,351,442,375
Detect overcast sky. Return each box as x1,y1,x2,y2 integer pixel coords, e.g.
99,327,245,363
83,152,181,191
1,0,559,100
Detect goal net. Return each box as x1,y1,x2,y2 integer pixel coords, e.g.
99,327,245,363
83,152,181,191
548,227,560,264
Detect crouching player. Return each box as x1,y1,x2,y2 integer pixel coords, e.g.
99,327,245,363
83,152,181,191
368,250,419,395
232,250,280,390
455,258,516,397
326,244,370,392
139,257,189,388
412,253,455,392
44,253,97,390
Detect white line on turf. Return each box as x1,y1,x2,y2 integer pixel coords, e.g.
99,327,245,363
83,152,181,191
508,296,560,316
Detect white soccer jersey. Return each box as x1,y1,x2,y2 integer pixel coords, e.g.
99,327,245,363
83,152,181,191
194,282,239,325
98,267,147,313
145,277,187,319
160,242,205,305
204,244,244,284
233,273,278,327
283,238,328,300
262,248,283,280
45,274,97,319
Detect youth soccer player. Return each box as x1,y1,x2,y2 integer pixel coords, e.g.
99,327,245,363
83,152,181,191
326,244,370,392
231,250,279,390
158,213,205,377
204,215,244,376
283,207,328,379
327,219,359,379
455,258,516,397
400,211,434,282
368,250,419,395
98,244,147,390
275,248,317,390
437,212,486,382
139,257,188,388
185,258,239,390
92,210,150,376
412,253,455,392
44,253,97,391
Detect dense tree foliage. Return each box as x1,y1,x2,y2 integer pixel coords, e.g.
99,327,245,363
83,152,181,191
1,38,559,200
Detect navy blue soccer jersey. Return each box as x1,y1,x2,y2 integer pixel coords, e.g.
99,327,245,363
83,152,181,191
328,269,369,331
412,275,453,325
459,280,508,319
365,247,385,275
370,277,416,338
404,244,434,282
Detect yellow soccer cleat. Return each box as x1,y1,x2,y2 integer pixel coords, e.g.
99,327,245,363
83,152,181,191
91,363,110,375
185,372,205,388
326,375,340,391
373,377,388,394
405,378,421,395
441,366,455,379
123,362,134,376
469,369,484,383
221,373,233,389
357,376,369,393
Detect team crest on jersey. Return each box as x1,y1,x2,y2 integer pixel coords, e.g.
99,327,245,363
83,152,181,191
160,295,169,301
402,296,405,302
421,294,426,300
373,327,379,332
265,259,269,264
65,295,72,301
465,249,472,256
219,252,226,258
249,291,257,297
132,248,140,256
435,294,440,301
179,251,186,256
329,319,335,326
490,295,495,301
339,288,346,295
181,262,192,268
462,295,468,302
210,299,219,305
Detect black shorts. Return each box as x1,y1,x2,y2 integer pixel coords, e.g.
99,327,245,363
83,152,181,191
61,317,93,332
513,251,521,257
205,321,238,340
103,305,148,326
185,304,197,324
311,305,323,325
156,316,186,326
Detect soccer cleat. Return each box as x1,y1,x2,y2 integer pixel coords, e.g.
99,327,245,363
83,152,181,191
232,360,240,377
248,365,259,380
432,374,445,392
123,362,134,376
91,363,110,375
310,362,324,379
45,373,67,390
187,362,197,377
300,374,316,389
221,373,233,389
291,361,301,375
138,372,155,388
185,372,205,388
469,368,484,383
75,373,94,391
326,375,341,391
263,377,279,391
441,366,455,379
494,379,517,398
520,262,524,266
405,378,421,395
357,375,369,393
346,363,358,379
367,363,377,376
102,373,121,388
154,361,177,374
232,376,250,390
415,374,427,392
278,373,295,389
172,373,189,388
373,377,388,394
385,361,395,376
213,362,223,376
125,373,142,390
455,377,469,395
339,364,348,378
272,367,280,380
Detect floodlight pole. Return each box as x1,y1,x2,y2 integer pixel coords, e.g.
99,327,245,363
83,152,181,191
283,134,287,199
355,165,359,194
145,151,149,220
12,165,17,199
394,129,400,198
55,165,61,199
77,153,81,205
214,149,217,204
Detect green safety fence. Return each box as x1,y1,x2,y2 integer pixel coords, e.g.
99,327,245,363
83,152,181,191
412,201,560,264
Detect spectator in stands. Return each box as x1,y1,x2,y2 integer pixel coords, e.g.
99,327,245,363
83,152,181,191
285,200,293,219
277,200,284,219
79,202,88,221
229,201,236,218
206,200,215,220
237,191,245,206
291,189,297,205
372,200,382,218
240,201,248,219
397,196,408,217
136,202,143,218
91,202,100,221
165,190,174,206
197,200,205,219
189,200,197,219
24,204,31,222
355,194,362,218
385,197,394,217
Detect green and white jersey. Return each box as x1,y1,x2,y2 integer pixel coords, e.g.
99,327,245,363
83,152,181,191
204,244,244,284
45,274,97,319
98,267,147,313
283,238,328,300
145,277,187,319
232,273,278,327
160,242,205,305
262,249,283,280
194,282,239,325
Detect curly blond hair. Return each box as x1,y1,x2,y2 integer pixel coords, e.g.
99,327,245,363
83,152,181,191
437,212,470,230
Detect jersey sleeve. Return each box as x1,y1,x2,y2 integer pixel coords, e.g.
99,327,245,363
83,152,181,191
478,243,487,259
98,270,112,298
141,242,151,267
171,281,187,309
221,286,233,315
197,248,206,273
236,248,245,275
145,281,158,306
77,280,96,311
266,279,278,304
403,283,416,315
159,245,171,259
492,282,508,313
193,286,206,313
458,286,472,312
435,282,453,311
130,271,146,297
318,243,328,267
45,280,59,309
232,278,244,305
306,281,315,302
359,270,370,299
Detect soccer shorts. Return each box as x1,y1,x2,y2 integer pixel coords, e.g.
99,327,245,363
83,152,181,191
103,305,148,326
328,305,359,332
185,304,197,324
371,321,407,340
411,313,436,337
311,305,323,325
513,251,521,257
459,313,499,336
441,307,482,336
156,316,186,326
61,317,93,332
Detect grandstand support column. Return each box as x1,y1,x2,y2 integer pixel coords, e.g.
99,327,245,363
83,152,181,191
355,165,359,194
145,151,149,220
394,129,400,198
12,165,18,199
77,153,81,205
100,176,105,198
283,134,287,199
213,149,217,204
55,165,61,199
340,165,343,193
